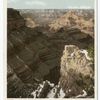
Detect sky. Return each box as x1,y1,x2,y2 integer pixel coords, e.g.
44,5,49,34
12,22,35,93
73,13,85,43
7,0,94,9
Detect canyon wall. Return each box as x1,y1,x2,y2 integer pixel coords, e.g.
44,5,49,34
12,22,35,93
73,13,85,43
7,8,94,98
19,9,94,37
8,8,25,31
60,45,94,97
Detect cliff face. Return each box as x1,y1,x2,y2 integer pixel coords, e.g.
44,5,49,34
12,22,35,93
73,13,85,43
49,10,94,37
20,9,94,37
19,9,67,26
7,9,61,98
29,45,94,98
60,45,94,97
7,8,94,98
7,8,25,31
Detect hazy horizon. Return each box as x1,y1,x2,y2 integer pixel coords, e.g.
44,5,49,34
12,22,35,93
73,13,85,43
7,0,94,9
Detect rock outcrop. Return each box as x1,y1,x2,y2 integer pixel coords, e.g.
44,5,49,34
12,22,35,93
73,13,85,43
30,45,94,98
60,45,94,97
25,17,38,28
49,10,94,37
7,8,25,31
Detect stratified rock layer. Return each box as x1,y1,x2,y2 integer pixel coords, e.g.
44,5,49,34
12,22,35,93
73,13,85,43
7,9,60,98
49,10,94,37
60,45,94,97
8,8,25,31
7,8,94,98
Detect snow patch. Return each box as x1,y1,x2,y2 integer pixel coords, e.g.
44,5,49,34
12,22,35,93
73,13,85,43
71,52,74,57
68,89,71,92
58,88,65,98
31,80,66,98
80,50,91,60
47,87,57,98
31,82,44,98
76,90,87,98
46,80,54,87
31,80,55,98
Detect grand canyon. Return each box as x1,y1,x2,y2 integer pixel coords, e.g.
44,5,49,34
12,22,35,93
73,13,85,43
7,8,94,98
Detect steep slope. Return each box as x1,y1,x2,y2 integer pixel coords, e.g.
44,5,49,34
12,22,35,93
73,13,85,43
7,8,94,98
60,45,94,97
7,8,60,98
7,8,25,32
30,45,94,98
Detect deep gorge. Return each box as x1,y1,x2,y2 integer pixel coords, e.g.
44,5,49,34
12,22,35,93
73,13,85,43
7,8,94,98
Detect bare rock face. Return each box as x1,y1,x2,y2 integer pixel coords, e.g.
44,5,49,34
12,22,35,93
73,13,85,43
49,10,94,37
25,18,38,28
7,8,60,98
59,45,94,97
7,8,25,31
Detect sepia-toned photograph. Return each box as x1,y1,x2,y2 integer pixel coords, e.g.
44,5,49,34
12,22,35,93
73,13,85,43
7,0,95,99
